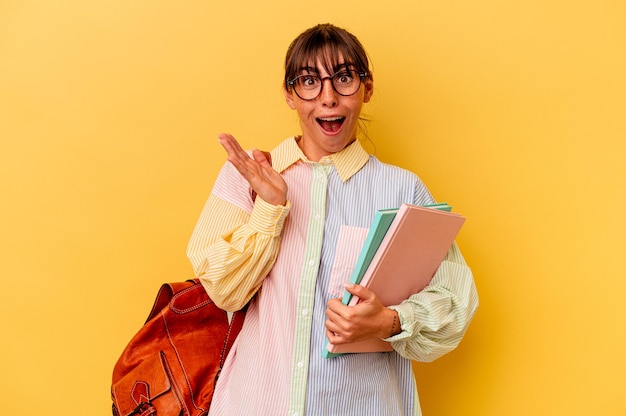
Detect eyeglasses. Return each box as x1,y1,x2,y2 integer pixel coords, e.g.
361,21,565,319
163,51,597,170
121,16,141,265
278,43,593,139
287,69,368,101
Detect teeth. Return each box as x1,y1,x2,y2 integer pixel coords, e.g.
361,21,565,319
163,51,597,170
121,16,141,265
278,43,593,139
318,117,343,121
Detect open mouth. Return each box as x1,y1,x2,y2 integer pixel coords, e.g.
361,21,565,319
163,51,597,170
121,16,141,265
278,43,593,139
316,117,345,133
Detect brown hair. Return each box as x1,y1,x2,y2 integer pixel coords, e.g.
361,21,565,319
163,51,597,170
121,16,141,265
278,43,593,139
284,24,371,89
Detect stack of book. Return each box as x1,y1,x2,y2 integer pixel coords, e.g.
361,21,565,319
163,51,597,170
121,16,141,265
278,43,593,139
323,202,466,358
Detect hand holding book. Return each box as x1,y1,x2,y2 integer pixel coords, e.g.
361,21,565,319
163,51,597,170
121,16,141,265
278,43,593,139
325,282,401,348
323,202,465,358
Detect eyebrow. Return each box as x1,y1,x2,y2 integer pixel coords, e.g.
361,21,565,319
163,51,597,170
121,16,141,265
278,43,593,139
298,63,351,75
299,66,319,74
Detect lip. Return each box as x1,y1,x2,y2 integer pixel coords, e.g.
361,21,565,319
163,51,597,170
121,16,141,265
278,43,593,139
316,116,346,136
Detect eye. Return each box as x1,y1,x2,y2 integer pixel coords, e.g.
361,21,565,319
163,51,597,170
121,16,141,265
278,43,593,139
334,71,354,85
300,75,320,88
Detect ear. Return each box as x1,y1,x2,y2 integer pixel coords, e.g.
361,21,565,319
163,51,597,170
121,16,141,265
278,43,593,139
362,75,374,103
284,85,297,110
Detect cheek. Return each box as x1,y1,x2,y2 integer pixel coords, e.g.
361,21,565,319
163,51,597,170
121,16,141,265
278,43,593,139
347,101,364,120
294,104,316,121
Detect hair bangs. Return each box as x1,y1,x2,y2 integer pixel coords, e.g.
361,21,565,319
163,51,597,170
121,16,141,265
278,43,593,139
285,24,370,87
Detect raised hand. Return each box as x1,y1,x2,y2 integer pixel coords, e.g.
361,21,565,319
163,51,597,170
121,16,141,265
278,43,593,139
218,133,288,206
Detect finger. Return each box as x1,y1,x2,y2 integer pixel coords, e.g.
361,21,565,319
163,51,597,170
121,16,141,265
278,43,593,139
324,316,339,333
218,135,262,178
227,152,257,179
219,134,249,162
325,304,357,337
325,303,344,324
217,133,240,148
217,133,238,152
325,321,348,344
252,150,272,171
328,301,357,327
252,149,272,167
326,297,344,313
343,283,375,303
325,328,344,345
261,151,272,165
219,136,271,179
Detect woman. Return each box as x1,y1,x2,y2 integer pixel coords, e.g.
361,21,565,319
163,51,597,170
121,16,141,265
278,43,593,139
187,23,478,416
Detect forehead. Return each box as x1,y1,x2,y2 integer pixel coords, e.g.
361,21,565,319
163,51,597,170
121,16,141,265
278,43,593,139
299,50,349,74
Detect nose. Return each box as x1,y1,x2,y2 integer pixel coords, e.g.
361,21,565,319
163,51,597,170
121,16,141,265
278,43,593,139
319,78,338,107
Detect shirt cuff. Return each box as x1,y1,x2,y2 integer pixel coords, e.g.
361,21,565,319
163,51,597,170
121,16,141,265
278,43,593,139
248,197,291,237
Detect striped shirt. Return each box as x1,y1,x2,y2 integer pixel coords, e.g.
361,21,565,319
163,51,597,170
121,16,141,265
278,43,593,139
187,137,478,416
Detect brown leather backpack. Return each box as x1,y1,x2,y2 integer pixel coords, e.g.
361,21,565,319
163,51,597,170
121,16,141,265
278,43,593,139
111,279,245,416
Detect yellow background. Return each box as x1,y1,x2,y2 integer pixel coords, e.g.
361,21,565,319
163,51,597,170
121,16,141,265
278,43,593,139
1,0,625,414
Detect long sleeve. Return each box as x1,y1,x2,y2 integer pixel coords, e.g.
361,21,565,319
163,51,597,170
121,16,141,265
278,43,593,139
186,162,290,312
386,242,479,362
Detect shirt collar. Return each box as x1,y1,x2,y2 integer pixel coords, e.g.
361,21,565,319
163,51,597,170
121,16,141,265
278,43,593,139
270,136,370,182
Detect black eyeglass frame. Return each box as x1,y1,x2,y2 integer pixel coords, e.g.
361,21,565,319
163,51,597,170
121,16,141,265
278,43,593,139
287,70,369,101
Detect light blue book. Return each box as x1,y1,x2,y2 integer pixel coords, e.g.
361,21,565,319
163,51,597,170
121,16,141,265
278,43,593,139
340,208,399,306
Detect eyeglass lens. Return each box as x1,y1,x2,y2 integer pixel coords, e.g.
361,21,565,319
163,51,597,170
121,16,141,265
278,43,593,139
292,70,362,100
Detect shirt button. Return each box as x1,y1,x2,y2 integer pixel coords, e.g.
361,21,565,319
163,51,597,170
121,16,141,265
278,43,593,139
297,361,304,368
308,260,315,267
302,308,309,316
